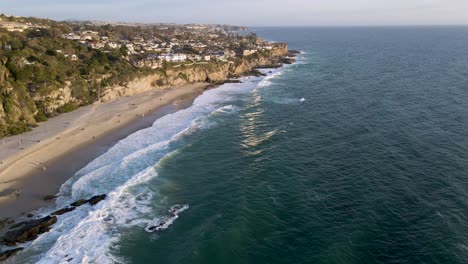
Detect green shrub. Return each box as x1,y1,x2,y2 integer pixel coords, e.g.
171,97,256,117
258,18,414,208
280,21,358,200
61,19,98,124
34,111,48,122
6,122,31,136
56,102,78,113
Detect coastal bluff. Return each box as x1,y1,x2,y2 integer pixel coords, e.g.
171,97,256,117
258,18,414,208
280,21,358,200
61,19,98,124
0,45,291,136
101,47,290,102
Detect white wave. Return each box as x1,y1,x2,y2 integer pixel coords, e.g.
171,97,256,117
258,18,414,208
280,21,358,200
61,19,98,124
257,68,284,88
11,67,289,264
269,97,305,105
144,204,189,233
212,105,239,115
36,167,158,264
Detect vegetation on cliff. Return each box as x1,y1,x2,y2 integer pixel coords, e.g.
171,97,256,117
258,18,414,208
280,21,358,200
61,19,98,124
0,15,290,137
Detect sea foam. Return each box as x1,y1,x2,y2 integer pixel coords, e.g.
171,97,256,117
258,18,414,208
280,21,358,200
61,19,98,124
12,68,285,264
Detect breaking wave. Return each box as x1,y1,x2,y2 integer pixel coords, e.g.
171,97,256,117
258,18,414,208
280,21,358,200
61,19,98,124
10,68,286,264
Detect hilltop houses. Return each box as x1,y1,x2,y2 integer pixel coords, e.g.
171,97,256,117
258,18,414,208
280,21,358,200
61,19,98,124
63,33,81,40
59,23,285,70
158,53,187,62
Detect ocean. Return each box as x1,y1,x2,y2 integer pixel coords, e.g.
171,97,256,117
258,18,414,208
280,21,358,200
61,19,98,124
8,27,468,263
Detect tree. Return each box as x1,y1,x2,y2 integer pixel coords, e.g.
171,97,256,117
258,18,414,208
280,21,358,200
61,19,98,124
119,45,128,56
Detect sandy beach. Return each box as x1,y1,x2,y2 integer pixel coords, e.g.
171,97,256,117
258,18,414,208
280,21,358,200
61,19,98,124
0,83,208,219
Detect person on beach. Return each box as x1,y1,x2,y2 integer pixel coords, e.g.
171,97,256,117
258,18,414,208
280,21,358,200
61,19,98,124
39,162,47,171
30,161,47,170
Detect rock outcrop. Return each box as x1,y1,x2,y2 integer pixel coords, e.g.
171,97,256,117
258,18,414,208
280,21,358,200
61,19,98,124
0,247,23,262
0,193,108,261
2,216,57,246
87,194,107,205
70,199,87,207
50,207,76,216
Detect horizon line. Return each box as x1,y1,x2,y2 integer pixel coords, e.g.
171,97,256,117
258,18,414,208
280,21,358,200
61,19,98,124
3,13,468,28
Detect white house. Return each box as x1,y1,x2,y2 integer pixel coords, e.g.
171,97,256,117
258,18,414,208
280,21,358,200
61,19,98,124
158,53,187,62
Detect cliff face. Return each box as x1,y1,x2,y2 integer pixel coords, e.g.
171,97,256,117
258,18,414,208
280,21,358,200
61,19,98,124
100,63,232,102
30,81,77,113
100,74,163,102
0,46,289,136
101,47,288,102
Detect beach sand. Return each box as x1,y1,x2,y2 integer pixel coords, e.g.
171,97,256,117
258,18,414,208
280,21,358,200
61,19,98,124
0,83,208,219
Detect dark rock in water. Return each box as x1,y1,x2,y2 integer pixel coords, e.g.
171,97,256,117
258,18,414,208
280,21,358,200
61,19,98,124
43,194,57,201
2,216,57,246
288,50,301,54
0,194,108,249
223,79,242,84
249,69,266,77
0,247,23,262
0,218,14,230
51,207,76,216
27,213,34,218
254,64,281,69
281,57,296,64
70,199,87,207
9,221,27,230
87,194,107,205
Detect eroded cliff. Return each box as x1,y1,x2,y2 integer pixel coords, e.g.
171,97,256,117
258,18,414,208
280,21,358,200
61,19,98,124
0,46,290,137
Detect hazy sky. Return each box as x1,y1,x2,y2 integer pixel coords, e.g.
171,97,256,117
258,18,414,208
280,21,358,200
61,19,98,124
1,0,468,26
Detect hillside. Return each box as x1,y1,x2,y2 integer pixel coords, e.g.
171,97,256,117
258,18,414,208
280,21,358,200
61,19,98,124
0,15,291,137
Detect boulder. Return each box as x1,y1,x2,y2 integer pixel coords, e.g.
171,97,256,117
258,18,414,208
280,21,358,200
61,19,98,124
87,194,107,205
281,57,296,64
68,194,107,208
70,199,87,207
43,194,57,201
246,69,266,77
0,247,23,262
222,79,242,84
9,221,27,230
288,50,301,55
2,216,57,246
50,207,76,216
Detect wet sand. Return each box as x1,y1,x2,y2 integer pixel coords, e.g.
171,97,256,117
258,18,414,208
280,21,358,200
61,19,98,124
0,83,208,219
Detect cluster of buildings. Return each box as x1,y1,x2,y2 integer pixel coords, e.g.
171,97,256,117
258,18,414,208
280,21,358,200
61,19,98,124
61,24,280,69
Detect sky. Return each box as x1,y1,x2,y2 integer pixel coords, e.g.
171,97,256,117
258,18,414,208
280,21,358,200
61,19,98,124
1,0,468,26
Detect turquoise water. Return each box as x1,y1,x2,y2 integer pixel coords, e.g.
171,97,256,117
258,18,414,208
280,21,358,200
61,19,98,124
10,27,468,263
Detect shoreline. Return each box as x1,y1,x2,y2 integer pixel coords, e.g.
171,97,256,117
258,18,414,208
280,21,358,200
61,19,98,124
0,82,209,219
0,61,296,262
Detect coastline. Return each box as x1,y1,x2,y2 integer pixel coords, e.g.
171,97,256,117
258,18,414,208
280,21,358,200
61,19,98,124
0,82,209,219
0,61,296,262
0,55,296,222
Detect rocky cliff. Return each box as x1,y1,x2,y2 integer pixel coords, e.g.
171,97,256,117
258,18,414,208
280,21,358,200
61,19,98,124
100,46,289,102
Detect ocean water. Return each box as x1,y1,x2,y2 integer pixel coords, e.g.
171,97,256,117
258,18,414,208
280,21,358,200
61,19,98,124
8,27,468,264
